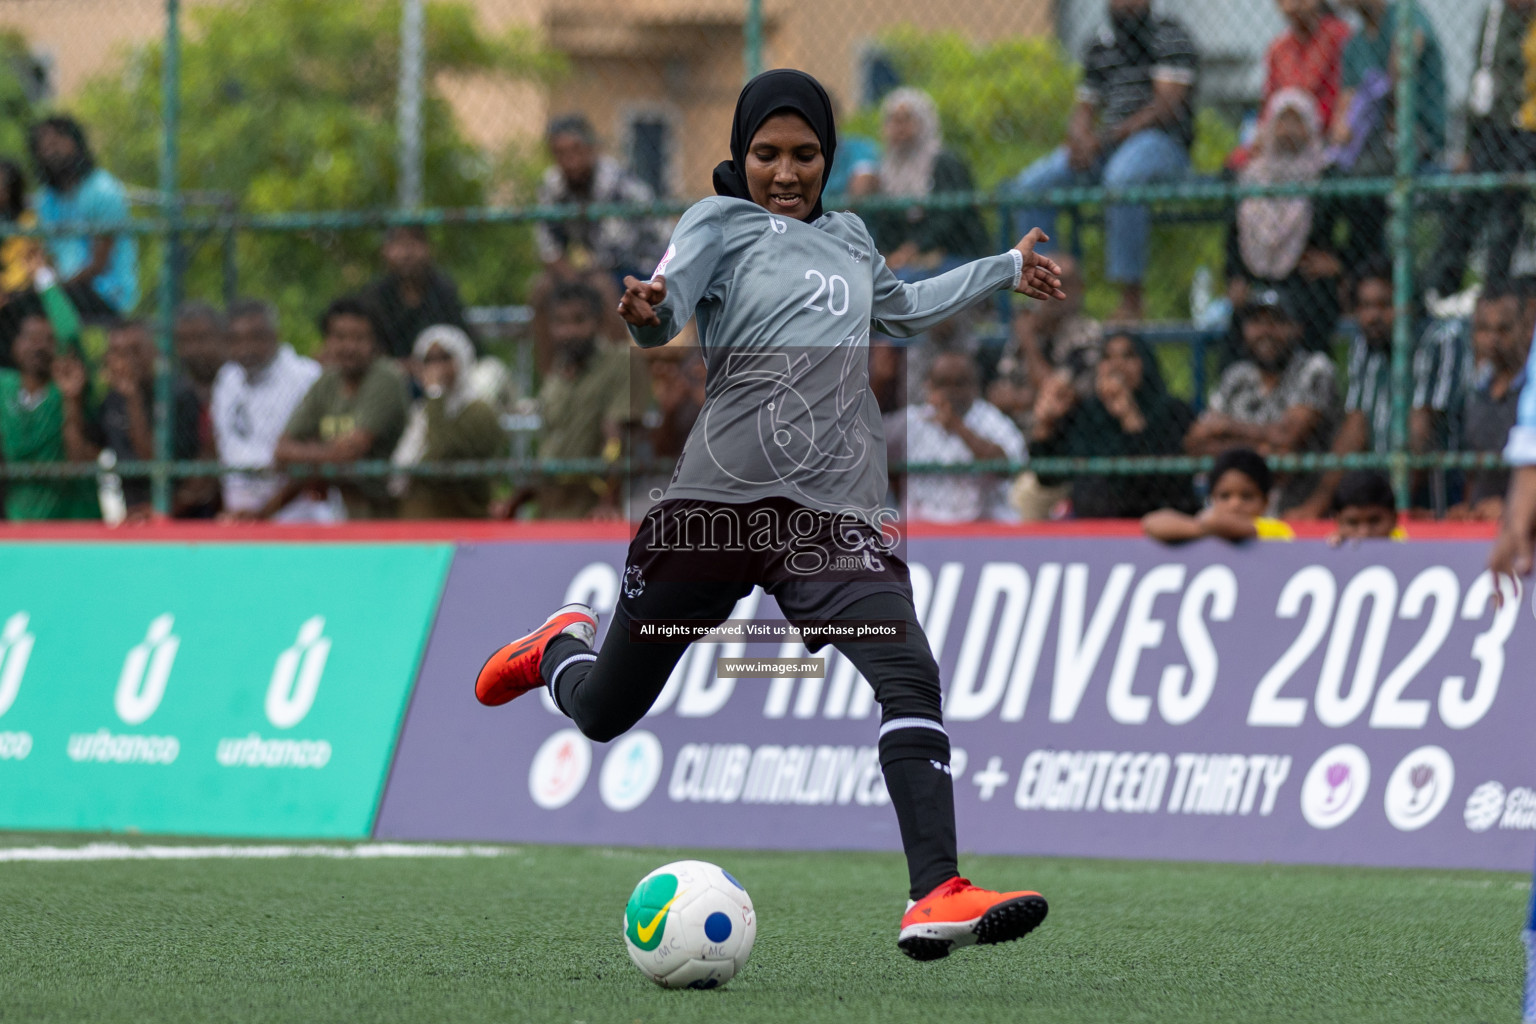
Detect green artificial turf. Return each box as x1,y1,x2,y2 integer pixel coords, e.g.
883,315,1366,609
0,834,1524,1024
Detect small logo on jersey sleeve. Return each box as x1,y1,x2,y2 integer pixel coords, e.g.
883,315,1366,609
768,217,787,235
623,565,647,599
652,244,676,280
848,245,867,264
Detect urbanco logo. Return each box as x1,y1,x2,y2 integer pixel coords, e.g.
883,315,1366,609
529,728,591,810
0,612,35,719
1464,781,1506,833
1383,746,1454,832
1299,744,1371,830
266,616,331,729
115,614,179,726
600,731,664,812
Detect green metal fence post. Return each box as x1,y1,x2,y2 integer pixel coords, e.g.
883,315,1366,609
745,0,764,81
1387,1,1418,512
153,0,182,516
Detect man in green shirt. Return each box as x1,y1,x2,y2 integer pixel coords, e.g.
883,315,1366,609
0,308,99,520
270,296,409,519
530,280,632,519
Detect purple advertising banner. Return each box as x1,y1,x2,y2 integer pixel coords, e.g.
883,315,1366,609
375,537,1536,871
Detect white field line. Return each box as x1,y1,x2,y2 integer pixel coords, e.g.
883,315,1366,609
0,842,513,863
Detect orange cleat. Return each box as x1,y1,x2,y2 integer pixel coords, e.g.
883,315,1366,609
475,603,598,707
897,877,1048,961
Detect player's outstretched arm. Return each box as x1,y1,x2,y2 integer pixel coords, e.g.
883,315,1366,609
1489,465,1536,604
1011,228,1067,302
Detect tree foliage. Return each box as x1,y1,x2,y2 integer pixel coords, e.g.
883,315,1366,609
74,0,561,349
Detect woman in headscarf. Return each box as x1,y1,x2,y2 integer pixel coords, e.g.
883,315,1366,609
392,324,505,518
1225,89,1341,360
1027,331,1197,518
866,87,990,277
473,69,1064,963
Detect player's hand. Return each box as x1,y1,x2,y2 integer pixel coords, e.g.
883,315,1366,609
619,275,666,328
1012,229,1066,302
1489,466,1536,607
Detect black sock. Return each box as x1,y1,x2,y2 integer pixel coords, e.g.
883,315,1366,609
879,724,959,901
540,632,593,716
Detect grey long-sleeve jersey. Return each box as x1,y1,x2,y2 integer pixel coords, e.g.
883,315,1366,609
629,196,1023,522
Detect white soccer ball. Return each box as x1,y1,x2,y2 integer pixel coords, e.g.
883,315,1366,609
622,859,756,989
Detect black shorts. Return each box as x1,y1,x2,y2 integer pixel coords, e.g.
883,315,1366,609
616,496,912,647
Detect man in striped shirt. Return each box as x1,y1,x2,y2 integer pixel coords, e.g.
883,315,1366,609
1291,261,1467,517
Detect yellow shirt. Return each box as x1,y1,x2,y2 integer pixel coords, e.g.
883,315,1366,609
1255,517,1296,541
0,211,39,294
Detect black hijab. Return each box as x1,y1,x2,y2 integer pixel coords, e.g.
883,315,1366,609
712,69,837,222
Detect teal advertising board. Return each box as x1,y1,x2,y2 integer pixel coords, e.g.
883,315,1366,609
0,543,451,837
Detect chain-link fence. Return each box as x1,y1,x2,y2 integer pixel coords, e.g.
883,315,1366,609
0,0,1526,525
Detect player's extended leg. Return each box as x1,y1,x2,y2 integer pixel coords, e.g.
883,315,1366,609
829,591,1048,961
475,577,749,743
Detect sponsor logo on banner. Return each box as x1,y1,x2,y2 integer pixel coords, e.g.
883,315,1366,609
1300,744,1371,829
601,731,663,811
0,612,35,719
1465,781,1506,832
1464,781,1536,832
266,617,331,729
0,613,34,760
529,728,591,809
1011,750,1291,816
1383,746,1454,832
115,614,179,727
668,743,888,806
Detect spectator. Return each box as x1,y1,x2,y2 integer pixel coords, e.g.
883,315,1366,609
28,115,138,317
1329,0,1446,270
1005,0,1198,321
393,325,505,519
1143,447,1297,542
525,281,631,519
272,297,409,520
892,351,1025,522
1184,288,1340,512
210,299,321,519
362,226,473,361
824,89,880,198
1292,258,1465,516
532,114,666,376
0,159,39,298
0,306,98,519
628,345,705,516
988,255,1103,426
1226,90,1341,357
1330,468,1403,540
864,88,988,277
97,319,203,517
1028,331,1197,518
171,301,227,518
1426,0,1536,297
172,302,226,411
1449,287,1529,519
1264,0,1354,133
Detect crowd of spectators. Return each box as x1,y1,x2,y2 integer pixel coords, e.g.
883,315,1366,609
2,0,1533,526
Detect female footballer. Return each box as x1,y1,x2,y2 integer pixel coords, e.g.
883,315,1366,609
476,69,1065,961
